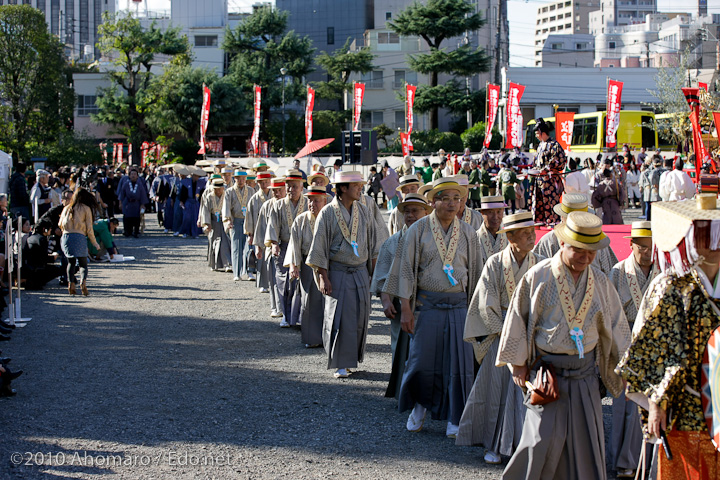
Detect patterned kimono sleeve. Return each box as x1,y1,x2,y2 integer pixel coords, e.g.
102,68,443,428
496,273,532,368
221,189,233,226
596,274,631,398
264,202,281,247
547,142,567,175
244,197,257,235
252,203,269,248
199,195,211,228
616,276,688,410
465,258,504,364
306,208,331,271
394,224,420,301
284,216,304,268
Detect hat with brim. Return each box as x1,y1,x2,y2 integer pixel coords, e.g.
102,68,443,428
252,161,269,171
233,169,247,177
190,166,207,176
553,193,589,218
417,184,433,196
396,174,422,192
246,175,256,181
307,172,329,187
331,171,364,184
211,178,225,187
285,169,304,182
554,211,610,251
213,159,227,167
202,166,214,173
221,167,233,174
497,211,543,234
398,193,433,214
623,220,652,239
173,164,190,176
304,185,331,199
426,177,468,202
256,172,273,181
479,195,507,210
269,177,286,189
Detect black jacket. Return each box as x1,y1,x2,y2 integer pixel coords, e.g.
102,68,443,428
9,172,30,208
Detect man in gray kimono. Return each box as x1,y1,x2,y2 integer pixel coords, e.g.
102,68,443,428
246,172,273,292
453,174,484,230
534,193,618,276
223,170,255,282
384,177,480,438
497,211,631,480
387,175,422,235
266,170,306,328
607,220,658,479
199,178,231,271
254,177,285,318
477,195,508,266
372,193,432,399
285,185,329,348
306,171,378,379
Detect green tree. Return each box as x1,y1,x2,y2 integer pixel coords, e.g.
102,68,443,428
395,129,463,153
389,0,490,130
461,122,503,151
373,124,395,149
94,12,189,165
223,6,315,150
0,5,75,163
148,65,245,140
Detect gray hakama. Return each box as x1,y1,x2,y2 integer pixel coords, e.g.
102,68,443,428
253,198,279,312
208,215,231,271
299,262,323,345
502,351,605,480
398,290,475,426
273,242,299,324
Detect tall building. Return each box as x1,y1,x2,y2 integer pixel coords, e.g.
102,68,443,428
0,0,117,61
588,0,657,35
534,0,600,66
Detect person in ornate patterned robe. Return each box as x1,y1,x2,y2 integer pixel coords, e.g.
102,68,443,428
477,195,508,266
285,186,329,348
371,193,432,399
533,193,618,276
457,212,543,464
254,178,285,318
608,221,658,479
531,118,567,226
384,177,481,438
497,211,630,480
223,170,255,282
306,171,378,379
245,172,273,292
266,170,307,328
199,178,231,271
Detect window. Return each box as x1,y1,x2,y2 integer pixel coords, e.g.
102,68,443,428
551,43,563,49
557,105,579,113
361,70,384,89
377,32,399,44
565,1,571,5
361,111,384,129
549,15,555,21
608,41,616,49
386,12,391,20
565,12,571,17
395,110,405,130
576,42,587,49
549,4,555,10
195,35,218,47
393,70,417,89
77,95,98,116
565,23,571,28
327,27,334,45
550,26,556,31
558,25,564,30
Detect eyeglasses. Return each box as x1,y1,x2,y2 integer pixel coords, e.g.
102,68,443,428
437,195,462,204
632,243,651,252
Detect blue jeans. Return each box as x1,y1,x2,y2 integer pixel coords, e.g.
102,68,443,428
230,218,247,278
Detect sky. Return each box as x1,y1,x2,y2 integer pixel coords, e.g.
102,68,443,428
132,0,720,68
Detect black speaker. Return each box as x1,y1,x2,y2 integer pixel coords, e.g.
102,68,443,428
342,130,377,165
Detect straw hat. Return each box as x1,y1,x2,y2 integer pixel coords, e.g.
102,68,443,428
307,172,330,187
269,177,286,189
189,165,206,176
202,166,214,173
246,175,256,181
425,177,468,202
497,211,543,234
173,164,190,176
623,220,652,239
553,211,610,251
211,177,225,187
213,159,227,167
453,174,469,186
398,193,433,214
257,172,274,181
331,171,364,184
304,185,331,199
553,193,589,218
233,169,247,177
285,169,304,182
396,174,422,192
479,195,507,210
417,183,433,196
221,167,233,174
252,160,269,171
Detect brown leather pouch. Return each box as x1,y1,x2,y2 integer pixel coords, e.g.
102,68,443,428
529,361,559,406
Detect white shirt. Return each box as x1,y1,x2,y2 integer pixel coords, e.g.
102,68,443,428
660,169,695,202
626,170,640,186
658,170,671,201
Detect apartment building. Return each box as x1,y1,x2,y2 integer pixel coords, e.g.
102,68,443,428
534,0,600,66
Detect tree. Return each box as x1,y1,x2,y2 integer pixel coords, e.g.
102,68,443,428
94,12,189,165
0,5,75,163
223,6,315,148
373,124,395,149
389,0,490,129
314,38,375,114
148,64,245,141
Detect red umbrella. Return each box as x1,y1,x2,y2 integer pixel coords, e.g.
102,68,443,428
294,138,335,159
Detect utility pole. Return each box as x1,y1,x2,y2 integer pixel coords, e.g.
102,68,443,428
495,0,504,85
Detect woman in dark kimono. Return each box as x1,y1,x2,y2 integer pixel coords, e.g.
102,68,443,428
531,118,567,226
592,158,626,225
179,167,205,239
118,168,150,238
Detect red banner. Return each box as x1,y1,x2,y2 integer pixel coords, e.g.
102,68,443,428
690,110,707,177
197,84,211,155
406,84,416,151
353,83,365,131
555,112,575,151
605,79,623,148
305,86,315,145
400,132,410,156
484,84,500,148
251,85,261,155
700,82,709,92
141,141,150,166
505,82,525,149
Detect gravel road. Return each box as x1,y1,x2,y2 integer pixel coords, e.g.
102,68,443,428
0,215,626,479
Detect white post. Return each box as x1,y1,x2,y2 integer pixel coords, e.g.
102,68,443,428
13,215,30,324
4,219,13,327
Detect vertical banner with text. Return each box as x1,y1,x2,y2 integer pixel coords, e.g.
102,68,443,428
484,84,500,148
605,79,623,148
555,112,575,151
251,85,261,155
505,82,525,149
406,84,416,151
353,83,365,131
400,132,410,156
197,84,211,155
305,86,315,145
683,87,704,178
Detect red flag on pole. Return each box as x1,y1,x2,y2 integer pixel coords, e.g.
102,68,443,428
305,86,315,145
400,132,410,156
197,84,211,155
555,112,575,151
505,82,525,149
251,85,261,155
606,79,623,148
353,83,365,131
690,110,707,176
700,82,709,92
406,84,416,151
484,84,500,148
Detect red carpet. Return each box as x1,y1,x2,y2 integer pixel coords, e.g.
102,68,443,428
535,224,632,261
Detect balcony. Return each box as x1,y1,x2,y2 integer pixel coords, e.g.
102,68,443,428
366,80,384,89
